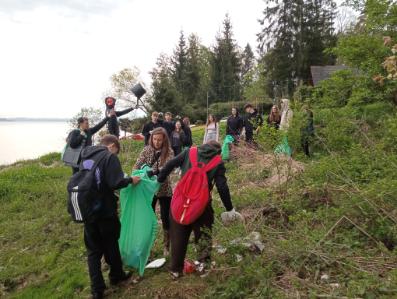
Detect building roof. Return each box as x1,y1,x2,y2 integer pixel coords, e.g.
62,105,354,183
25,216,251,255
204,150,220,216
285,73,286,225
310,65,349,86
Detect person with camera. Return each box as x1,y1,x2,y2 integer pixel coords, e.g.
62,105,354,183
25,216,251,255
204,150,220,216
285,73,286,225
67,111,114,173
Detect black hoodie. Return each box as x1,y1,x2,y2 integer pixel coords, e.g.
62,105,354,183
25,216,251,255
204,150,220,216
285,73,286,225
80,146,131,219
157,143,233,211
226,114,243,136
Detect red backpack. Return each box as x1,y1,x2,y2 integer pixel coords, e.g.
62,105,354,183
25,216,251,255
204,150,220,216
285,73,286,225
171,147,222,225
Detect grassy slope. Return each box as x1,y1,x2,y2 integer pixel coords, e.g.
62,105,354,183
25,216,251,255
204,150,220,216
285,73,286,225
1,122,397,298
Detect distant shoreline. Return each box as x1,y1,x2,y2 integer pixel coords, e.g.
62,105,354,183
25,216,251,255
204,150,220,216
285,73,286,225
0,118,69,122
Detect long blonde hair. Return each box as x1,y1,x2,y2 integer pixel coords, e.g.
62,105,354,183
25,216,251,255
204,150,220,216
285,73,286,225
149,127,171,166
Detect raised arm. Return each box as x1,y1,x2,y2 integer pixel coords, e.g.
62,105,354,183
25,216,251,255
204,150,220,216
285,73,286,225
89,117,109,135
116,107,134,117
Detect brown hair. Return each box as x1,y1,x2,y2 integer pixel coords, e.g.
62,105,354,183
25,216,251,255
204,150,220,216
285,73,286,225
206,114,217,127
100,134,120,153
269,105,281,123
77,117,88,126
152,111,159,117
149,127,171,166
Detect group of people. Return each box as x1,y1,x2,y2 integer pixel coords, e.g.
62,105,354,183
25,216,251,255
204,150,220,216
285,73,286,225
225,99,313,156
65,102,243,299
141,112,193,156
65,96,314,299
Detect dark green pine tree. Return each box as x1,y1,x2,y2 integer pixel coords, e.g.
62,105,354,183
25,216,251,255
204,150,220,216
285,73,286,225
257,0,337,96
171,31,189,104
241,43,255,77
257,0,297,97
210,15,242,102
185,34,202,104
150,54,181,114
241,43,256,90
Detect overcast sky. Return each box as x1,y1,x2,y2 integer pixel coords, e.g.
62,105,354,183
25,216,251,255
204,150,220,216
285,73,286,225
0,0,266,118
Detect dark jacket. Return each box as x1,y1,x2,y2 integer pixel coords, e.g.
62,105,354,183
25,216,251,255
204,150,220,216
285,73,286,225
69,117,109,149
142,121,163,145
301,110,314,137
244,109,263,134
162,121,175,138
267,115,281,129
170,130,186,152
226,115,243,136
80,146,131,220
107,107,134,137
182,125,193,147
157,143,233,211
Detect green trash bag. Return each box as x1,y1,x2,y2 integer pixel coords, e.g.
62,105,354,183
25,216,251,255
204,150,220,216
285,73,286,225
274,135,292,156
221,135,235,161
119,166,160,276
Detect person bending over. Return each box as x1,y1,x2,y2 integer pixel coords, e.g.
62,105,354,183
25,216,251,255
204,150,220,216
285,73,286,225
79,135,140,299
156,141,242,278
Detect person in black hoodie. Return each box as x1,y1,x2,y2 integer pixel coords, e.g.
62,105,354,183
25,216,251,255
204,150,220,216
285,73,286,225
182,117,193,147
79,135,140,299
104,97,134,138
156,141,243,278
243,103,264,143
142,111,162,145
68,114,112,173
162,112,175,138
226,107,243,142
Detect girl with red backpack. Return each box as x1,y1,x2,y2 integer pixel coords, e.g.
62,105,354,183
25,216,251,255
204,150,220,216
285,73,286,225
156,140,243,278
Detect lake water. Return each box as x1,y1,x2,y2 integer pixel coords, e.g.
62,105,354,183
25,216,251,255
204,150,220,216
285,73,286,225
0,121,70,165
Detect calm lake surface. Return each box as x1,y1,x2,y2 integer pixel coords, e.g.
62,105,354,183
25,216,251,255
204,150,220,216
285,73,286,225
0,121,70,165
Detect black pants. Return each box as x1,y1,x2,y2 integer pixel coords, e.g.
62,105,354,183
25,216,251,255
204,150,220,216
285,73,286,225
84,217,124,294
169,205,214,273
301,137,310,157
152,196,171,230
245,129,253,143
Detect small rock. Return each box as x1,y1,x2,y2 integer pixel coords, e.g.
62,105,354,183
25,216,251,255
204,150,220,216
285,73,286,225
235,254,243,263
320,274,329,281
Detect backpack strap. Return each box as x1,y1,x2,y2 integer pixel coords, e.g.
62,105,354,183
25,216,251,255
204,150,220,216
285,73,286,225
189,147,198,167
203,154,222,172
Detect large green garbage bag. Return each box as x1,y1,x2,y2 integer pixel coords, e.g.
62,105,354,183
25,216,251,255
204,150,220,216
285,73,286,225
274,135,292,156
221,135,235,161
119,166,160,276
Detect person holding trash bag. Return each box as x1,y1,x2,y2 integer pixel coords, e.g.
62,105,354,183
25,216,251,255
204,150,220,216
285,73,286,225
155,140,243,278
77,135,141,299
134,127,174,256
243,103,263,144
142,111,163,145
226,108,243,142
104,96,135,138
67,113,113,174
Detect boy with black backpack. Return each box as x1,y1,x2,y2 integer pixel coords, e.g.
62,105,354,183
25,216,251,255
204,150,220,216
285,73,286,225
67,135,140,299
156,140,243,278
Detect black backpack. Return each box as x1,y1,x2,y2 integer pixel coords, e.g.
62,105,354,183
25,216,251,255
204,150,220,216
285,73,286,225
67,151,108,223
